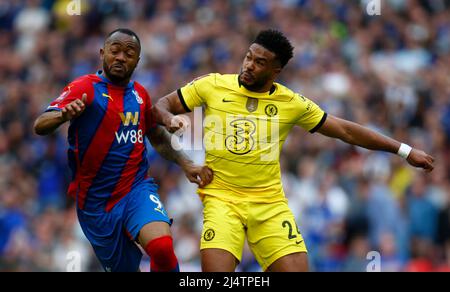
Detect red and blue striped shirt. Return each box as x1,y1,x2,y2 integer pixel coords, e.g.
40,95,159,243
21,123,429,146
46,71,156,212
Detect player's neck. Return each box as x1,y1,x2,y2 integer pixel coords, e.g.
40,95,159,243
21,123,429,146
239,78,275,94
242,82,276,94
102,72,130,87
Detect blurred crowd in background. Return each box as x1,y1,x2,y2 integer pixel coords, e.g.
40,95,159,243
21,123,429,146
1,0,450,272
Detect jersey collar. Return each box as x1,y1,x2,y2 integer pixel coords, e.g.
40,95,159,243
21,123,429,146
236,75,277,98
96,70,134,89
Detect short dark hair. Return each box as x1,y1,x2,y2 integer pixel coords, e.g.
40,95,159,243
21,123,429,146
253,29,294,68
105,28,141,49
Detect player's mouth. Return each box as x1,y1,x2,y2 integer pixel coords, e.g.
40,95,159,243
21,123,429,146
111,64,126,73
240,72,254,83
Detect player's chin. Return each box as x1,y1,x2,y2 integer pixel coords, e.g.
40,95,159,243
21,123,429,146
108,70,129,81
239,76,254,88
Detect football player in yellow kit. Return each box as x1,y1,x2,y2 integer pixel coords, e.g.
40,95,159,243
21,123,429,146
152,29,434,272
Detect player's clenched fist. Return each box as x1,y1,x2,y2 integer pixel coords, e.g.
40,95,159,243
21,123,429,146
182,163,214,188
61,93,87,121
167,115,190,134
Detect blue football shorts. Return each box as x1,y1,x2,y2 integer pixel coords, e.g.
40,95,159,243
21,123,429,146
77,180,171,272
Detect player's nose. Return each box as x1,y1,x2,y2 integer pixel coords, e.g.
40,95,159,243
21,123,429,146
114,51,127,62
244,61,255,72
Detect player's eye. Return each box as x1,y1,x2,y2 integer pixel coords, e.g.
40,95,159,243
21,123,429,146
110,45,121,53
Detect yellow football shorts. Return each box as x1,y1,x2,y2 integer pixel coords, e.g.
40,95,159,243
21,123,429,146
200,195,307,271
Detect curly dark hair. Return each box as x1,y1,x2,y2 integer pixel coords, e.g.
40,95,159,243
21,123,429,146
253,29,294,68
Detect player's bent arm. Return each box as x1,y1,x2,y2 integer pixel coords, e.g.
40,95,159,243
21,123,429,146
152,91,189,131
148,125,192,165
34,93,87,135
317,114,435,171
148,125,213,186
34,111,66,136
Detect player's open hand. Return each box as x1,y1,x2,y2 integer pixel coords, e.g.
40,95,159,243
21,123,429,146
62,93,87,121
406,148,435,172
182,162,213,188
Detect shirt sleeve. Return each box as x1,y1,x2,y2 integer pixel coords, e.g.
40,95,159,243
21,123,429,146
46,77,93,112
295,93,327,133
178,74,215,112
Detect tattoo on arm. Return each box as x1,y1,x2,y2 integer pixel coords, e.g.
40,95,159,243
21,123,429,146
148,125,192,166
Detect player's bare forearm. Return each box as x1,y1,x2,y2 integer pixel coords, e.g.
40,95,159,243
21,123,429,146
152,97,175,126
35,93,87,135
148,125,214,186
152,91,190,133
34,111,66,136
148,125,192,167
317,115,400,153
317,115,434,171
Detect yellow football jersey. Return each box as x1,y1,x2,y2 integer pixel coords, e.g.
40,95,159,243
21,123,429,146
179,73,326,203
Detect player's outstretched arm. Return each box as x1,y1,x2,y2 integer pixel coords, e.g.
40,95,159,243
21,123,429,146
316,114,435,172
34,93,87,136
152,91,190,133
148,125,213,187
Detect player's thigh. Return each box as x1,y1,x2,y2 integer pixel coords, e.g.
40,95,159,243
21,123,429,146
77,209,142,272
247,201,308,271
266,251,308,272
201,248,240,272
124,182,172,247
94,235,143,272
200,196,246,269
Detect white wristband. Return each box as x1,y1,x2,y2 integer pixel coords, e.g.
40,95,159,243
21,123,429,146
397,143,412,159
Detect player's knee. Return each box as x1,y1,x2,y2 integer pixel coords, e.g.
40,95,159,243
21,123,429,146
144,235,179,272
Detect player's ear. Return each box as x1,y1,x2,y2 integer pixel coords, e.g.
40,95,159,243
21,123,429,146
100,48,105,60
272,59,282,74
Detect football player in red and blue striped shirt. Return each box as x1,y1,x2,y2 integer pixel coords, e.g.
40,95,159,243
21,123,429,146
34,28,213,272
